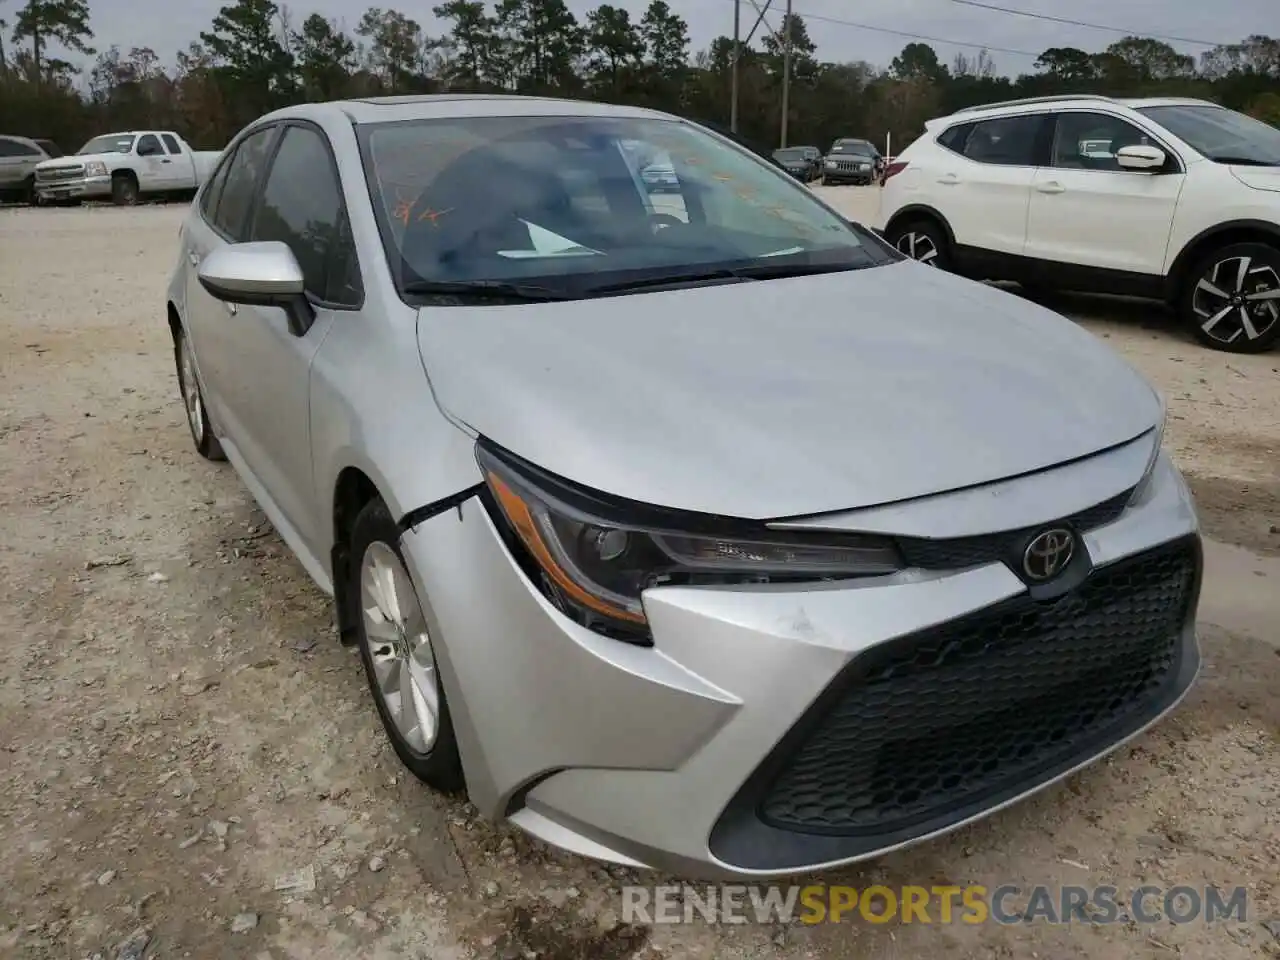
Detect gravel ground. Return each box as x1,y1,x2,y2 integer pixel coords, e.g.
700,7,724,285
1,198,1278,960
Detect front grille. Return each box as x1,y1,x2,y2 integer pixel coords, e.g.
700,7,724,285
896,489,1131,570
759,539,1197,836
834,160,868,171
36,165,84,182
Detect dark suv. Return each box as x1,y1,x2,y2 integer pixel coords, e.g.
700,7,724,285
772,146,822,182
822,138,882,185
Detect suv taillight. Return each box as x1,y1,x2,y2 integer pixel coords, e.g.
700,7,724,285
882,161,908,184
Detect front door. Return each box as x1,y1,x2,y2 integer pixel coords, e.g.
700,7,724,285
1023,111,1183,277
196,122,362,558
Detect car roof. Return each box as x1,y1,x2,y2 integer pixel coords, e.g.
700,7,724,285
0,134,40,146
255,94,676,128
940,94,1220,124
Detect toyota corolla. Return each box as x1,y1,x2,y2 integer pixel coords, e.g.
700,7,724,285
166,94,1202,879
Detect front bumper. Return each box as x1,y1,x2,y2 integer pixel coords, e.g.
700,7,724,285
399,449,1201,878
823,166,875,183
35,175,112,200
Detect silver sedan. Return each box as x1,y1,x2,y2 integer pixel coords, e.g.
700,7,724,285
166,94,1203,879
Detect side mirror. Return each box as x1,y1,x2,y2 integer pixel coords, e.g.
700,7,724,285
1116,144,1166,171
197,241,315,337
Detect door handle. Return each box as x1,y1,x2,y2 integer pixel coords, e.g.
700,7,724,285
938,174,960,185
1037,181,1066,194
161,158,172,164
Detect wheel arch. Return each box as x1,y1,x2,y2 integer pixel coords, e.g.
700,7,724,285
331,465,384,646
883,204,958,251
1166,219,1280,302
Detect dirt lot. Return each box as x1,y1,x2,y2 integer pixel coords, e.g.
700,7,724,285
1,198,1277,960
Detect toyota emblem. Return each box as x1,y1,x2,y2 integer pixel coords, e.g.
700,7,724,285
1022,528,1075,581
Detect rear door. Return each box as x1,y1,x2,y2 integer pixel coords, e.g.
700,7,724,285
1024,111,1183,277
159,132,197,189
940,113,1051,260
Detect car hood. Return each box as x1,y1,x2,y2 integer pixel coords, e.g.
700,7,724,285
36,154,108,169
416,262,1160,520
1229,165,1280,193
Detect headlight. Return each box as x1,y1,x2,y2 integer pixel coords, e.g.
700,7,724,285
1127,398,1167,506
476,442,903,644
83,161,107,177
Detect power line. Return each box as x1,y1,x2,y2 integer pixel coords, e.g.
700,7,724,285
754,4,1043,59
942,0,1231,48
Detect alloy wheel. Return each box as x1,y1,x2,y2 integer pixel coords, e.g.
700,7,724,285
896,231,939,266
1191,255,1280,347
360,542,440,754
179,336,205,445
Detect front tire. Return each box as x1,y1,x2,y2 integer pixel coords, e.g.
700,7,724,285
111,174,139,206
174,326,225,461
1181,242,1280,353
350,498,465,792
887,219,952,271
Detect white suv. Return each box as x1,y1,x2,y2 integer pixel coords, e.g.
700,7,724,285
877,95,1280,353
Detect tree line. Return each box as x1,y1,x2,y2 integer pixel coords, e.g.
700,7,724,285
0,0,1278,156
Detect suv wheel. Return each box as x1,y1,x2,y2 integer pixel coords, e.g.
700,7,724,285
1182,242,1280,353
888,220,950,270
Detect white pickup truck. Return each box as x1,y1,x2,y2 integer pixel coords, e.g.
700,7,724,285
33,130,223,206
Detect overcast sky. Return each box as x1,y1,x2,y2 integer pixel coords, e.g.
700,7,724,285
63,0,1277,76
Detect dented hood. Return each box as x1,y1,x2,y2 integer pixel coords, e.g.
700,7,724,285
417,261,1161,520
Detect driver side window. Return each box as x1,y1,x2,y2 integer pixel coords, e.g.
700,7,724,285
1052,113,1154,172
137,134,163,157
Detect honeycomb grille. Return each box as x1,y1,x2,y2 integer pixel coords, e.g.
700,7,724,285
895,490,1132,570
759,540,1196,836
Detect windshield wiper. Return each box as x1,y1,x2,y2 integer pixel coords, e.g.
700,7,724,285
401,279,575,302
1210,156,1280,167
582,268,747,295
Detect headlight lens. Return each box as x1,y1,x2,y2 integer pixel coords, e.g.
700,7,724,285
84,161,107,177
477,442,903,644
1128,400,1167,506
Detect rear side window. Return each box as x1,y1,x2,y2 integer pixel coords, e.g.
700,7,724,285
250,124,361,306
937,122,976,155
962,115,1045,167
137,134,163,157
212,126,277,240
0,137,39,157
161,134,181,154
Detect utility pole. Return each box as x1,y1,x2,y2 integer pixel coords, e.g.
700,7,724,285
730,0,741,133
779,0,792,148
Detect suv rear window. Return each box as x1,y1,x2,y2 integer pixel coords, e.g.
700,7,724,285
937,122,976,154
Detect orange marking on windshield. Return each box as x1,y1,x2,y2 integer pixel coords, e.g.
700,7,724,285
416,207,453,226
712,172,733,182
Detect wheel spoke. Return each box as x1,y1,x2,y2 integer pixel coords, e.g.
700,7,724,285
1245,288,1280,302
1234,256,1252,292
1239,306,1260,341
1195,277,1229,300
1201,304,1234,333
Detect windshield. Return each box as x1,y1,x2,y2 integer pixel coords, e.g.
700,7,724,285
1137,105,1280,165
78,135,135,155
359,114,886,299
774,148,806,161
831,141,873,156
